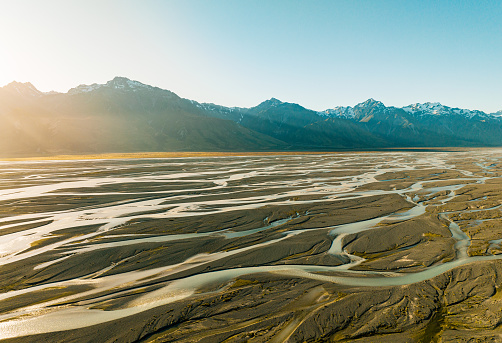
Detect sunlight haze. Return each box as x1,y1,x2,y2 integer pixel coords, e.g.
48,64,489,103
1,0,501,112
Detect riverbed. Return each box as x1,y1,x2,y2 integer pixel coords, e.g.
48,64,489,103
1,151,502,342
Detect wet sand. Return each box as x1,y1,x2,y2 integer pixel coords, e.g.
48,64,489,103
1,151,502,342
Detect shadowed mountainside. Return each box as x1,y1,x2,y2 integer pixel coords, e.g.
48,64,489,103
0,78,284,156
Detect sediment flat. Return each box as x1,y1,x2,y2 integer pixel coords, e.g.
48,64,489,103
0,147,479,161
1,150,502,342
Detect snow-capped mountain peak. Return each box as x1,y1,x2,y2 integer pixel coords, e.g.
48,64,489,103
320,99,385,119
402,102,489,118
355,98,385,109
402,102,447,115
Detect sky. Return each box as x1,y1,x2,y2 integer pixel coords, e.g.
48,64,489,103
1,0,501,112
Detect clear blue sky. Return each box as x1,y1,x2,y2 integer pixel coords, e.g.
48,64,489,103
1,0,501,112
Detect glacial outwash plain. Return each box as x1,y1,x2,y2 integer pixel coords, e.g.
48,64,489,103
2,151,502,342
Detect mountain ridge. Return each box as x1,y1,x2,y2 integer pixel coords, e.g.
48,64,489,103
4,77,499,118
1,77,501,157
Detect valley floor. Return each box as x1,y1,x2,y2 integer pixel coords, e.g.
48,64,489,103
1,151,502,342
0,147,478,161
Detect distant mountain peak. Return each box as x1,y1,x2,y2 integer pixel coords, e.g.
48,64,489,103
256,97,284,108
68,77,151,94
111,76,130,82
68,82,102,94
356,98,385,108
106,76,149,90
402,102,492,119
2,81,43,97
267,97,283,105
403,102,446,115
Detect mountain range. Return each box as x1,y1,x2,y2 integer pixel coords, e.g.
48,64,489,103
1,77,501,157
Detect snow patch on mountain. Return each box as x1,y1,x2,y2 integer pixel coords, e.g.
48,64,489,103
355,98,386,109
322,99,389,118
403,102,490,118
266,98,283,107
107,77,150,90
192,101,240,113
319,106,355,118
403,102,449,115
68,77,151,94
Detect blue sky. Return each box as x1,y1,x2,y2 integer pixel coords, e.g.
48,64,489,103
1,0,501,112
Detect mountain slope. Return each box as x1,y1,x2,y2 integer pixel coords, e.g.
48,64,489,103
201,98,390,149
0,78,285,156
320,99,502,147
1,77,501,157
